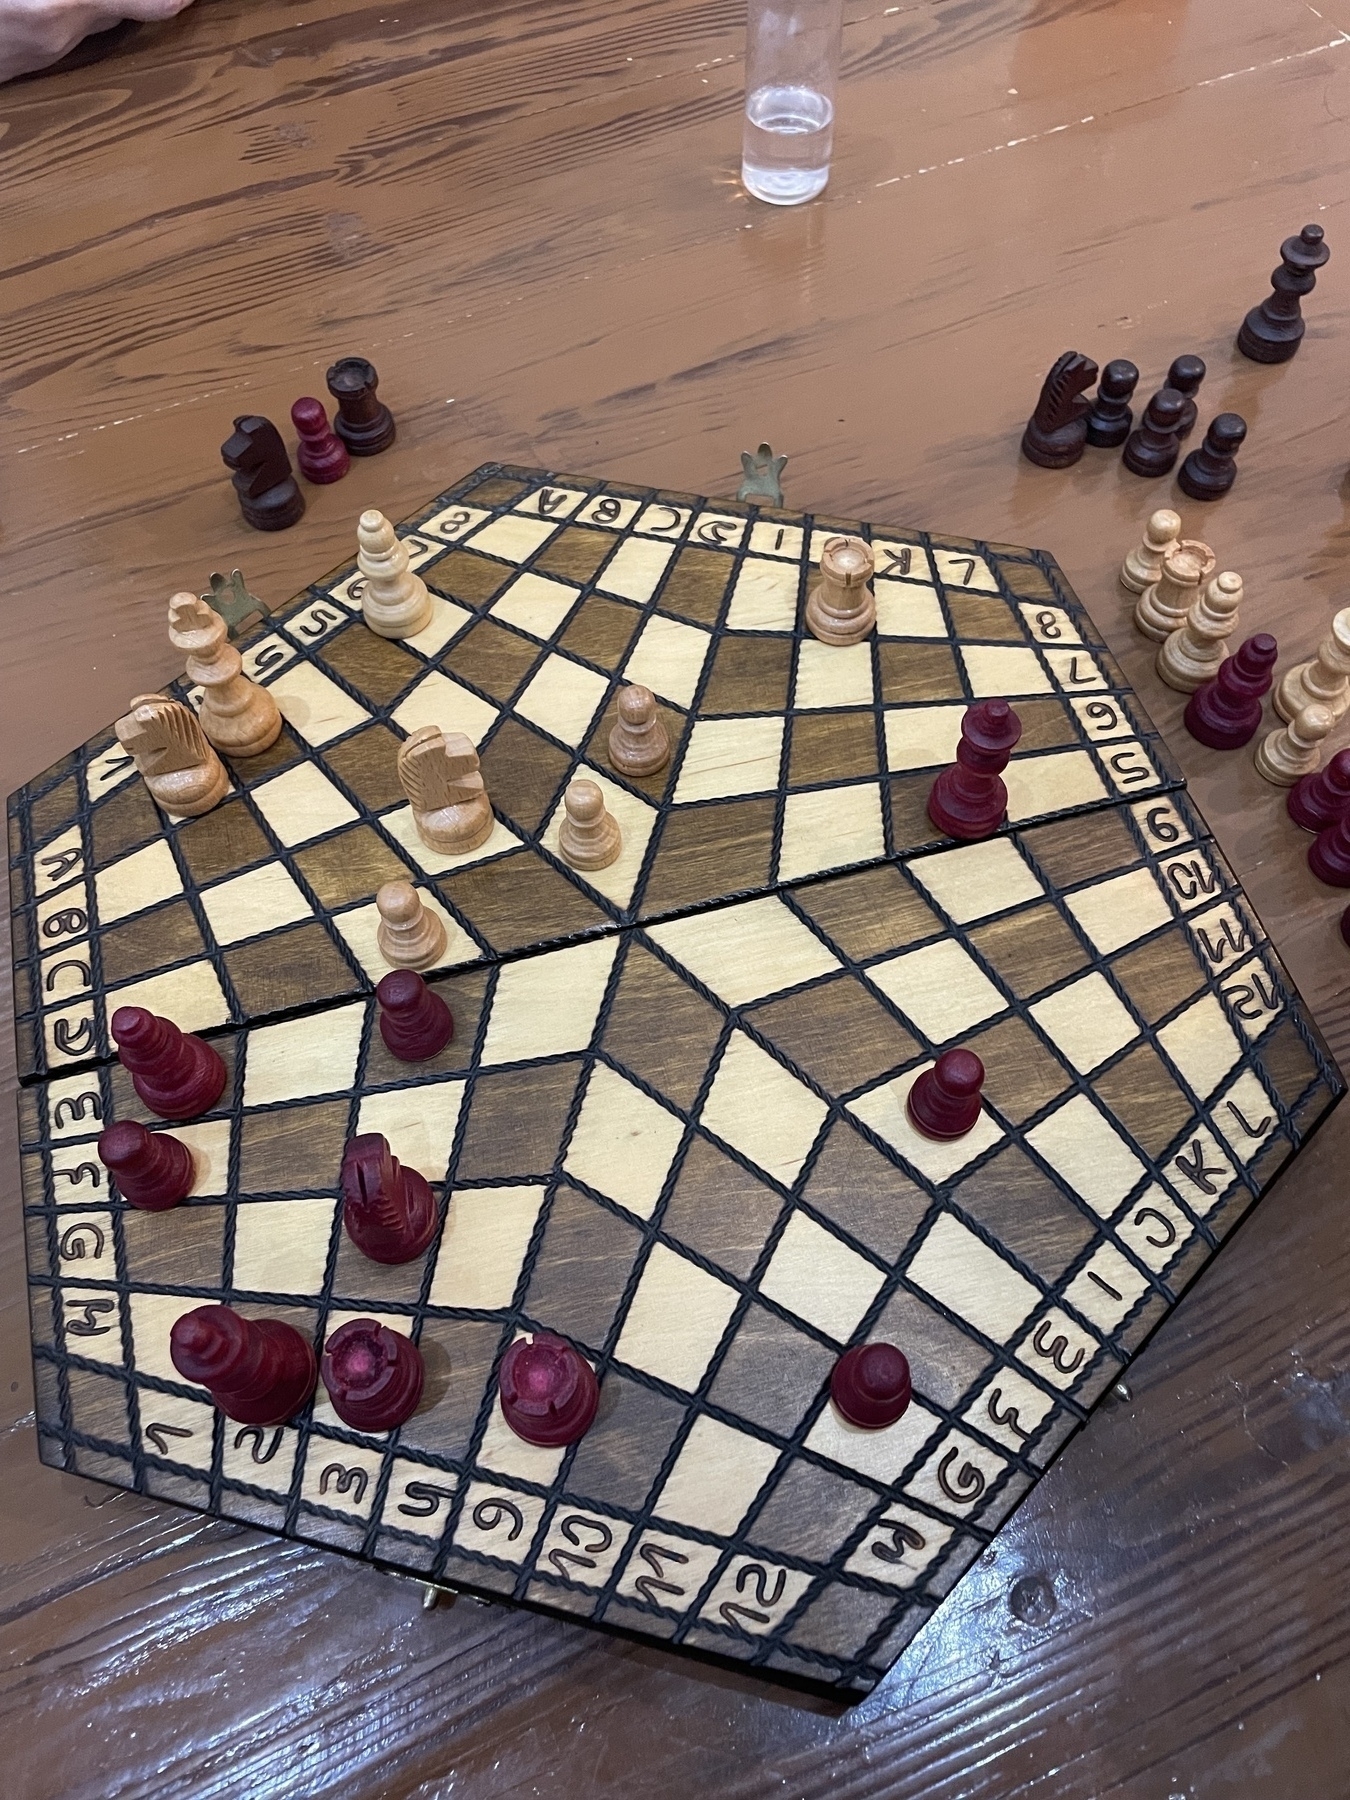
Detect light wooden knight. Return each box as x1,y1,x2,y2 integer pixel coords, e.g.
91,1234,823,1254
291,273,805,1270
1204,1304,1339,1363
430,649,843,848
357,510,434,639
806,537,876,646
398,725,494,852
1120,508,1182,595
1255,699,1334,786
1274,606,1350,724
115,695,229,817
1134,541,1216,643
1157,571,1243,693
168,592,282,758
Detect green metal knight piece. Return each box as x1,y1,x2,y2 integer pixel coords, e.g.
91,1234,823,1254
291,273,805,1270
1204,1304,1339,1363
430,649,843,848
736,443,788,507
202,569,271,640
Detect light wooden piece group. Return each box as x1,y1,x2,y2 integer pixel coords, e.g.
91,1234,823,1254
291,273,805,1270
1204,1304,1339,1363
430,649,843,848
168,592,282,757
398,725,494,852
115,696,228,817
1255,700,1334,785
1156,571,1243,693
806,537,876,645
358,510,433,638
1134,541,1216,643
1274,606,1350,723
608,685,670,776
376,880,447,969
1120,509,1182,595
558,779,622,870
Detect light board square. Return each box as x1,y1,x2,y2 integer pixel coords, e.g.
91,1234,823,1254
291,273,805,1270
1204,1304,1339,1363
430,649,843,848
1065,866,1173,955
513,654,610,747
94,839,182,925
777,783,885,883
251,762,360,848
480,937,618,1064
884,705,965,772
614,1244,740,1392
1029,972,1138,1074
199,861,312,947
466,514,561,563
391,671,500,746
647,895,841,1007
489,572,581,640
654,1416,781,1535
699,1029,829,1185
269,663,372,746
673,717,785,803
563,1064,685,1220
427,1186,546,1309
757,1211,886,1343
726,559,799,630
233,1198,337,1295
596,537,675,603
908,838,1043,925
793,641,874,711
865,937,1006,1043
242,1003,365,1105
622,614,711,709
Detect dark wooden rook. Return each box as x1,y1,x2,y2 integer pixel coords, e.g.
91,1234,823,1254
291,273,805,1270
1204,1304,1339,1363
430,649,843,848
326,356,396,455
220,415,305,530
1020,351,1098,467
1237,224,1331,362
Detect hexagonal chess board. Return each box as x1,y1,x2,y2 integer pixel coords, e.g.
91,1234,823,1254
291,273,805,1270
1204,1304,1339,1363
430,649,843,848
9,464,1342,1695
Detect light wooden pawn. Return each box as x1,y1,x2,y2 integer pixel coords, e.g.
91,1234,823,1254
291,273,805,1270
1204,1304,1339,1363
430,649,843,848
558,779,621,870
1120,508,1182,595
397,725,494,853
608,684,670,777
806,537,876,646
1134,540,1216,643
357,510,434,639
1254,700,1335,786
376,880,447,970
1157,571,1243,693
1274,606,1350,724
115,694,229,817
168,592,282,758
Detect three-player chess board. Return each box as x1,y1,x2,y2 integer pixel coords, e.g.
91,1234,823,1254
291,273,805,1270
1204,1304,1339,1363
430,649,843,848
10,463,1342,1695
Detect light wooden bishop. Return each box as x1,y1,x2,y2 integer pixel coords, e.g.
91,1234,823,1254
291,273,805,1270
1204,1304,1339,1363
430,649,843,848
1254,700,1334,786
168,592,282,758
1120,508,1181,595
376,880,447,969
806,537,876,646
1134,541,1216,643
115,695,229,817
357,510,434,638
1157,571,1243,693
397,725,494,852
1274,606,1350,724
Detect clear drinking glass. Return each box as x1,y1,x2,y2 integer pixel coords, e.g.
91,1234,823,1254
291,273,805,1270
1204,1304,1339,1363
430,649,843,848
741,0,843,205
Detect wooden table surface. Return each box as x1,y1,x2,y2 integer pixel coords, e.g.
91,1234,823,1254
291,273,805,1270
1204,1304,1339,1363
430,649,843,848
4,0,1350,1793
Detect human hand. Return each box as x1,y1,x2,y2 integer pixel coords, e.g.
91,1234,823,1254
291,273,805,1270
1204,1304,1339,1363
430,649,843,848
0,0,195,83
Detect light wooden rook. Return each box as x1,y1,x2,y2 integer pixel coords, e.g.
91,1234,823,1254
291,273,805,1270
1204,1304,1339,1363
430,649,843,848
608,684,670,776
115,695,229,817
1254,699,1334,786
398,725,494,852
1157,571,1243,693
168,592,282,758
1274,606,1350,723
1119,508,1182,595
806,536,876,646
558,779,622,870
357,510,433,638
1134,540,1216,643
376,880,447,970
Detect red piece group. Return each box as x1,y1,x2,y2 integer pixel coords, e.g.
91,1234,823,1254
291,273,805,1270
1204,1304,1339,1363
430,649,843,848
377,969,454,1062
111,1006,227,1120
927,701,1023,841
830,1343,912,1429
341,1132,438,1264
499,1333,599,1446
170,1304,317,1426
321,1319,424,1431
98,1119,194,1210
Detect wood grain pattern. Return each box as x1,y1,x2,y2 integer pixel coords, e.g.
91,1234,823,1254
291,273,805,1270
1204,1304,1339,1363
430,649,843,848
6,0,1350,1789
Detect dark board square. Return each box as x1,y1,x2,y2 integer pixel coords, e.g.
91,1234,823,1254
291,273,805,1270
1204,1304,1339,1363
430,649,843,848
176,801,273,887
437,852,608,953
442,619,544,702
90,778,162,866
793,865,940,964
966,901,1090,1001
1110,924,1208,1025
873,1286,991,1411
292,824,409,909
122,1202,225,1288
534,525,614,585
1258,1018,1322,1112
747,972,918,1096
461,476,528,507
331,1231,429,1307
640,799,776,917
747,1457,879,1564
1092,1043,1195,1158
426,550,511,608
802,1119,929,1261
945,594,1023,641
1023,809,1140,889
950,1145,1095,1286
229,730,305,785
658,547,733,625
878,642,963,703
455,1062,581,1181
966,1015,1072,1125
995,560,1056,601
706,1303,834,1436
787,1585,897,1661
523,1182,643,1352
565,1372,689,1512
224,921,356,1016
238,1098,351,1193
99,899,207,985
1015,698,1080,752
65,1362,130,1449
402,1318,504,1462
323,724,408,813
700,636,793,714
604,942,724,1112
559,596,642,670
479,720,573,835
787,713,880,784
661,1135,784,1280
28,776,80,847
318,626,423,707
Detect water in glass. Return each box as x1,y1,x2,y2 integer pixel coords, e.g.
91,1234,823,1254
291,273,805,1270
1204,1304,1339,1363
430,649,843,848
741,82,833,204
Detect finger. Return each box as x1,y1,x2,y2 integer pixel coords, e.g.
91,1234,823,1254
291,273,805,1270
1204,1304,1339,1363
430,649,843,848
112,0,197,20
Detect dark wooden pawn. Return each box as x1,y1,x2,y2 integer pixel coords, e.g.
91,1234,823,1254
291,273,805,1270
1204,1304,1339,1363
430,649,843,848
291,396,350,483
326,356,396,455
1289,748,1350,833
1237,224,1331,363
1184,633,1278,749
499,1333,599,1447
1166,355,1206,437
1084,359,1139,448
220,415,305,531
376,969,454,1062
1122,388,1186,476
927,699,1023,840
321,1319,424,1431
1178,413,1247,502
98,1120,194,1211
170,1304,317,1426
831,1343,912,1429
907,1049,986,1141
1020,351,1098,468
341,1132,438,1264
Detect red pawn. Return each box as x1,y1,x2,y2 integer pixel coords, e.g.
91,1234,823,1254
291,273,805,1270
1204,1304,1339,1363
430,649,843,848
499,1333,598,1447
1289,748,1350,833
98,1119,194,1210
927,700,1023,841
907,1048,985,1140
831,1342,912,1429
377,969,454,1062
111,1006,227,1120
341,1132,438,1264
291,396,350,483
1184,633,1278,750
170,1304,316,1426
1309,813,1350,888
321,1319,424,1431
